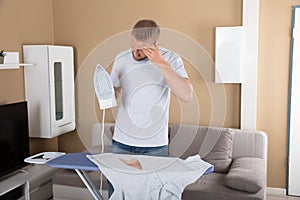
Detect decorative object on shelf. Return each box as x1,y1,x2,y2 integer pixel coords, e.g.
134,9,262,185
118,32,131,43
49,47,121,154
0,50,6,64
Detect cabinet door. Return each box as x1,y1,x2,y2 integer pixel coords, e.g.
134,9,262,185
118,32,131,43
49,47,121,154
48,46,75,137
24,46,52,138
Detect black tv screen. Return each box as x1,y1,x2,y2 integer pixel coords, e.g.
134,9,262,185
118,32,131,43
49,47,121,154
0,101,29,178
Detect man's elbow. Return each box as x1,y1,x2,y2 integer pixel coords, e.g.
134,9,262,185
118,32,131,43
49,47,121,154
181,83,194,103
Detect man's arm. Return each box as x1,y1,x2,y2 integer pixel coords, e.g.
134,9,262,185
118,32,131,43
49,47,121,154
142,45,193,103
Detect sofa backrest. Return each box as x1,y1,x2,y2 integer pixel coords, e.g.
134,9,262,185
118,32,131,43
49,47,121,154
91,123,268,162
168,124,234,173
92,123,115,147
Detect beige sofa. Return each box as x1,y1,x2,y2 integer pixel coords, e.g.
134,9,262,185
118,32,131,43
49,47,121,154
52,123,268,200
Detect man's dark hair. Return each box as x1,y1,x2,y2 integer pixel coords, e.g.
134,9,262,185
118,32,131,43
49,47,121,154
131,19,160,42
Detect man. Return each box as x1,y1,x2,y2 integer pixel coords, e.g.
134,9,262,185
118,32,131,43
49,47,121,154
108,19,193,196
110,19,193,155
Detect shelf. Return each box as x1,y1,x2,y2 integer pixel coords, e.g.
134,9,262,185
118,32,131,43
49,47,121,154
0,52,34,69
0,170,29,196
0,164,57,198
0,63,34,69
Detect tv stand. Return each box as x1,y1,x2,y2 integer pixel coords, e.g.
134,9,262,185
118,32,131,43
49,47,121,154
0,164,57,200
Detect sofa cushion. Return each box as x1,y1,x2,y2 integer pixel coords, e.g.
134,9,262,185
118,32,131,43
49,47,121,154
223,157,265,193
202,127,234,173
183,173,264,200
169,124,233,173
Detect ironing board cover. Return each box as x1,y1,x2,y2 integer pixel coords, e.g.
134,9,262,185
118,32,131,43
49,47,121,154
47,152,99,171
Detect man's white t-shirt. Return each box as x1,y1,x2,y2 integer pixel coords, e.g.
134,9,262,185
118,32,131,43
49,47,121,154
110,48,188,147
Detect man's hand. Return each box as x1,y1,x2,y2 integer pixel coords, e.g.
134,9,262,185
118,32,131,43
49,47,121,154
142,44,167,65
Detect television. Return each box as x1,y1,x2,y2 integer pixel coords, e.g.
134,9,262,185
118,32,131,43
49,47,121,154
0,101,30,178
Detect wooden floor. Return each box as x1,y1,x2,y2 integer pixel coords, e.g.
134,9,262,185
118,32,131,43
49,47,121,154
268,194,300,200
49,191,300,200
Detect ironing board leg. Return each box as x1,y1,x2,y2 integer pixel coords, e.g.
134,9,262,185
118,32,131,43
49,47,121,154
75,169,105,200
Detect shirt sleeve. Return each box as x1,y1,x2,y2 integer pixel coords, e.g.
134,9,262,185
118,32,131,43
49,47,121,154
171,56,188,79
165,51,188,79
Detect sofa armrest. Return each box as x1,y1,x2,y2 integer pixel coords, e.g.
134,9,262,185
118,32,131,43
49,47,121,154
223,157,265,193
231,129,268,160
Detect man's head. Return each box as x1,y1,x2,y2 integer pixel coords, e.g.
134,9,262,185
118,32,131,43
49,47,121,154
131,19,160,61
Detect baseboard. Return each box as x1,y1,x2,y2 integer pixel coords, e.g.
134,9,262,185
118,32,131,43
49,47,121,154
267,187,286,196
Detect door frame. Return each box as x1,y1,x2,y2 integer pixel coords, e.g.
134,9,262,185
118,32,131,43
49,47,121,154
287,5,300,196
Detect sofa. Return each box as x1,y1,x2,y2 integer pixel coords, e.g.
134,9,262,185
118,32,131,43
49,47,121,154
52,123,268,200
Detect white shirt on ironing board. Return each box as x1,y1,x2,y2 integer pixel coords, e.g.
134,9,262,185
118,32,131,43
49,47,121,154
110,48,188,147
87,153,214,200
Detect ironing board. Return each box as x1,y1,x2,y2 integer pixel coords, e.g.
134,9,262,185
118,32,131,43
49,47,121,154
48,152,214,200
47,152,104,200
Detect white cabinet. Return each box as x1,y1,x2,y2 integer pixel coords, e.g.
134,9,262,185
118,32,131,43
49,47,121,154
23,45,75,138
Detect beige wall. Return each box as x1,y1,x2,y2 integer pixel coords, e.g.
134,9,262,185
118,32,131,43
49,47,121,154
257,0,300,189
53,0,242,151
0,0,58,155
0,0,298,188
